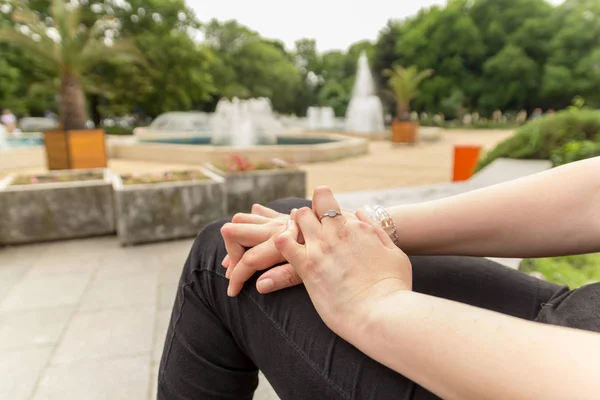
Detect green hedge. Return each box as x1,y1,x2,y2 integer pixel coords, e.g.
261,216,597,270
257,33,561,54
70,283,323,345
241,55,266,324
476,109,600,171
101,125,134,136
521,254,600,289
550,140,600,166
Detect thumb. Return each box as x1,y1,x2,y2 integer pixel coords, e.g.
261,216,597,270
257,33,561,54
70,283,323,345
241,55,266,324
274,220,305,268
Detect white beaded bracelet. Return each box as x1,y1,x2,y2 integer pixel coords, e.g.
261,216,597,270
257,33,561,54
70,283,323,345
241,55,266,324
364,205,400,247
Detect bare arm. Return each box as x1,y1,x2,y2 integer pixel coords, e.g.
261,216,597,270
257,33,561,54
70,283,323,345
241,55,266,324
389,157,600,257
351,291,600,400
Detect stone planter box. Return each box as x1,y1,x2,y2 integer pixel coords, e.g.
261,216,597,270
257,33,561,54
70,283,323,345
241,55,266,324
0,169,115,245
113,169,226,246
204,160,307,215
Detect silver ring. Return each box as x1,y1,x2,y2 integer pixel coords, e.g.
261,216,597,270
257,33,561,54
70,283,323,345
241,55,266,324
321,209,342,220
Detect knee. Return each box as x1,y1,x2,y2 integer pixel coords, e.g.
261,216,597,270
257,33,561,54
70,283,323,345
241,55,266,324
265,197,312,214
185,218,230,271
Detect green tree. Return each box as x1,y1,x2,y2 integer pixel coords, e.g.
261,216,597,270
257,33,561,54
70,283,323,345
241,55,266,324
204,20,303,114
0,0,144,129
479,44,538,112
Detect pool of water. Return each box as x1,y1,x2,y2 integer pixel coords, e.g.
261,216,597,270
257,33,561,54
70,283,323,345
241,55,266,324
1,137,44,148
143,136,337,146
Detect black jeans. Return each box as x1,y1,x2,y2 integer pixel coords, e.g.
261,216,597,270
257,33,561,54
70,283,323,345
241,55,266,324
157,198,566,400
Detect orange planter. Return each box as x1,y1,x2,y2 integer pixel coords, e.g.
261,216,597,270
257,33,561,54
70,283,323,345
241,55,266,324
391,120,418,144
453,145,481,181
44,129,107,170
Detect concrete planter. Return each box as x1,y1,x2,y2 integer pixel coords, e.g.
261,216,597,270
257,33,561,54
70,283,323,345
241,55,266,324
205,160,307,215
113,169,226,246
0,169,115,245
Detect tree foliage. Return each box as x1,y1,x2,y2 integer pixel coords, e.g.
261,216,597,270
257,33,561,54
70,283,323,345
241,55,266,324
1,0,599,122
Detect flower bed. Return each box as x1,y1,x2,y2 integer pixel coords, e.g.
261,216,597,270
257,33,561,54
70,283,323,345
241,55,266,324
0,169,115,245
205,155,306,215
113,169,226,245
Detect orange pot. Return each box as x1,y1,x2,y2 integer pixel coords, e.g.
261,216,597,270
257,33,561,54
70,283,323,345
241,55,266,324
452,145,481,181
44,129,107,170
391,120,418,143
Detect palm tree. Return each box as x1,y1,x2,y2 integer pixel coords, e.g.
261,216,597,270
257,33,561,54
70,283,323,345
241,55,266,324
0,0,144,130
384,65,434,121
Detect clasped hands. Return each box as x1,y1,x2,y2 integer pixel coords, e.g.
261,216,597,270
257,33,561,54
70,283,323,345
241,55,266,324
221,186,412,330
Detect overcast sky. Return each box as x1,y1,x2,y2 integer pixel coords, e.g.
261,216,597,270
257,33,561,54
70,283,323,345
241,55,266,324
187,0,564,52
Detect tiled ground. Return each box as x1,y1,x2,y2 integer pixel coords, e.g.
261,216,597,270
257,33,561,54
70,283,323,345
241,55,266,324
0,237,279,400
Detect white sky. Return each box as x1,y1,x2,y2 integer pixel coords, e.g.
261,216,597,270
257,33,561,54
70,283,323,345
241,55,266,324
187,0,564,52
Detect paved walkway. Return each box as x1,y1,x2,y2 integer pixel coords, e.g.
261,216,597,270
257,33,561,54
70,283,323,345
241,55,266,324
0,237,278,400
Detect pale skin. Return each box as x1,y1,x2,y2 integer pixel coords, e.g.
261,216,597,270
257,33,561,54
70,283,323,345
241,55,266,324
220,157,600,399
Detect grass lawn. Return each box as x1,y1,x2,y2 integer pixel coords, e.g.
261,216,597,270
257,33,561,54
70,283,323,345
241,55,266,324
521,253,600,289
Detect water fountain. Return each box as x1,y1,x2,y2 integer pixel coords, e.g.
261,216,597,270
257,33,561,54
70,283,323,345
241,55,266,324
149,111,212,133
345,51,385,134
210,97,280,147
307,106,335,130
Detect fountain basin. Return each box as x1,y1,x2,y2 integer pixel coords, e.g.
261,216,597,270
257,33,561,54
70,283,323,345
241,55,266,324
111,132,369,165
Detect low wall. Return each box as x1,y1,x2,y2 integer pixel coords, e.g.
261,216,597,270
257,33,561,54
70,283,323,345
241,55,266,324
111,133,369,165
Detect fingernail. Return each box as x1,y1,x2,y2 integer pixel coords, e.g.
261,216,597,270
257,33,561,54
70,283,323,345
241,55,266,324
257,278,274,293
286,218,292,229
225,265,232,279
222,255,229,267
227,284,234,297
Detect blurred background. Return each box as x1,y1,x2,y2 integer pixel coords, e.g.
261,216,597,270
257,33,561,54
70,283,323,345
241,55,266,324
1,0,599,399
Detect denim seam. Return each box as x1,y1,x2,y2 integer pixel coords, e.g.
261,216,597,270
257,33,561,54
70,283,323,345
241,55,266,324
237,280,352,400
157,280,194,388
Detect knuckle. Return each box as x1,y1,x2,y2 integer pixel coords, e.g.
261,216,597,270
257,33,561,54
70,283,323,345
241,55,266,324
220,223,232,236
319,240,333,255
296,207,313,219
336,222,352,240
358,221,375,233
231,213,246,223
281,267,300,287
243,251,260,268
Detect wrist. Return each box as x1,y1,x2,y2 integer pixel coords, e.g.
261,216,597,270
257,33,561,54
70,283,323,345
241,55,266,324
364,205,400,247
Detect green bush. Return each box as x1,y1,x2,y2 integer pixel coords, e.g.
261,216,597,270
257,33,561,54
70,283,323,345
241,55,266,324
550,140,600,166
101,125,134,136
521,254,600,289
476,109,600,171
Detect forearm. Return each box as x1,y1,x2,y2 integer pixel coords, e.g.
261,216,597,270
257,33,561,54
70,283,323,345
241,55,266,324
351,291,600,400
388,157,600,257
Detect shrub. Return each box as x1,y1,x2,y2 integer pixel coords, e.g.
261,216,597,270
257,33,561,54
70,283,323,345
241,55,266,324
521,254,600,289
550,140,600,166
476,109,600,171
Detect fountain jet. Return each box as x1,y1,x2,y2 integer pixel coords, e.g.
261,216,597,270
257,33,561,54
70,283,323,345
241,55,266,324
345,52,385,134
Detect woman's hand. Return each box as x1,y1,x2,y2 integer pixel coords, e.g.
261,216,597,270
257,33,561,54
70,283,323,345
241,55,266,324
222,198,358,296
274,187,412,334
221,204,297,297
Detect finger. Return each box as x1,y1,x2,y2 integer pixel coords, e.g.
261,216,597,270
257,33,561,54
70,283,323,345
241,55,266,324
232,213,271,224
293,207,322,241
252,204,283,218
312,186,346,231
220,223,271,249
220,223,246,275
256,264,302,294
221,254,230,268
273,220,305,269
355,208,396,249
227,240,285,297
